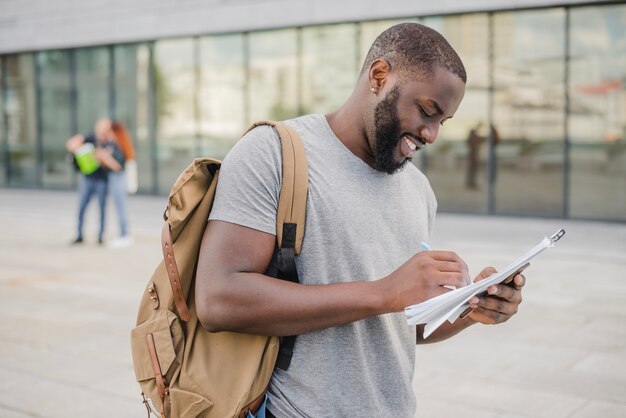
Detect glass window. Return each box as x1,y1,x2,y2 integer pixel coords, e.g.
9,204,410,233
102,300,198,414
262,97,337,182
492,9,566,216
569,5,626,221
301,24,359,114
248,29,299,122
199,34,247,159
0,56,5,186
422,14,490,214
153,38,196,194
114,44,153,194
75,47,110,132
5,54,38,187
38,50,74,189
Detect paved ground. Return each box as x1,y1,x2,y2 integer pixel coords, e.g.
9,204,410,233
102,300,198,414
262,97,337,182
0,188,624,418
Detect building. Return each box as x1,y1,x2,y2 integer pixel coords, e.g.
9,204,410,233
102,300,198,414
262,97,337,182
1,0,624,221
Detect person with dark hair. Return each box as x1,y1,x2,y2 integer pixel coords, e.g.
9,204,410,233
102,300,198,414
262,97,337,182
195,23,525,417
66,118,122,245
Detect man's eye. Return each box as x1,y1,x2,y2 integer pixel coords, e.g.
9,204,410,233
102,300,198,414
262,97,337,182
418,106,431,118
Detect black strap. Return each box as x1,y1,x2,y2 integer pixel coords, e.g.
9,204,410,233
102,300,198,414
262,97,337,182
274,223,299,370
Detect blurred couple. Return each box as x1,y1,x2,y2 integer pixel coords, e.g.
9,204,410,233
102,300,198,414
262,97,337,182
66,118,138,248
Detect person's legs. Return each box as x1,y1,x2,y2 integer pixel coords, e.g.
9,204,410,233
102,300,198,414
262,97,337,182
75,176,95,242
109,171,128,237
95,179,108,244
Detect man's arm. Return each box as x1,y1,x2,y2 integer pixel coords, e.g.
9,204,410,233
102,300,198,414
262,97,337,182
195,220,471,337
66,134,85,153
95,148,122,172
416,267,526,344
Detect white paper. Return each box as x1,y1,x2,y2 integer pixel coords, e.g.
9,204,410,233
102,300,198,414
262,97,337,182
405,229,564,339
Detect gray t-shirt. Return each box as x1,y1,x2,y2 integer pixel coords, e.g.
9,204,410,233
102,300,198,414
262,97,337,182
209,114,437,418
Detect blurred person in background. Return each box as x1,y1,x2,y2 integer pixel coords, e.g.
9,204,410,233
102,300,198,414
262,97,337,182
107,121,138,249
465,121,484,189
66,118,122,245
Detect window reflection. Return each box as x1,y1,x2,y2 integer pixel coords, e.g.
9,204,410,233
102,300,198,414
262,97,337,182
493,9,566,216
569,5,626,221
199,34,246,159
248,29,299,122
38,50,73,189
0,5,622,222
75,47,110,132
422,14,490,214
0,58,4,185
153,38,196,194
301,24,359,114
4,54,37,187
115,44,152,193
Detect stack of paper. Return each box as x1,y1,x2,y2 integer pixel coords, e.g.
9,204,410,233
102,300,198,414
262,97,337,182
405,229,565,339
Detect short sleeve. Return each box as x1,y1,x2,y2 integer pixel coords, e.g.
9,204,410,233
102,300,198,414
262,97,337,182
208,125,282,236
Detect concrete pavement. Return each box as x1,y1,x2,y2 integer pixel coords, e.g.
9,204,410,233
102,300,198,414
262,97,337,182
0,188,624,418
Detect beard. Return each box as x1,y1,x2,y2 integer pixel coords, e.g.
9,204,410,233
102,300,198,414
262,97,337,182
372,86,412,174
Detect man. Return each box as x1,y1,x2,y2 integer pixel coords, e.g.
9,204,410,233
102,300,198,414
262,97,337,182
195,23,525,417
66,118,122,245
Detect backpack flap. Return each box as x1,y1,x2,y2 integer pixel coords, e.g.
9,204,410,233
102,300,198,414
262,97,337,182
167,158,221,241
161,158,221,322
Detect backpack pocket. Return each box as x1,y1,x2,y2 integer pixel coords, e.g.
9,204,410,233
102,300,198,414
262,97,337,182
131,309,204,416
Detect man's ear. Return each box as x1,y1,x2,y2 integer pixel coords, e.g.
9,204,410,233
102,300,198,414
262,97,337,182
368,59,391,93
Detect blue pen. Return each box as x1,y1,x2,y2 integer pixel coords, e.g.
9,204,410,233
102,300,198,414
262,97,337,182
420,241,431,251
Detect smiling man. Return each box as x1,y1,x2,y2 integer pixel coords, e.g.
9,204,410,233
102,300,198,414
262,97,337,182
195,23,525,417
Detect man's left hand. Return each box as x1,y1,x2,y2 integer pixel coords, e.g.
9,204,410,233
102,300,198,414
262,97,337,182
467,267,525,325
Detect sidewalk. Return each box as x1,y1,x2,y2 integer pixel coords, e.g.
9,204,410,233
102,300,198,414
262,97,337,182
0,188,624,418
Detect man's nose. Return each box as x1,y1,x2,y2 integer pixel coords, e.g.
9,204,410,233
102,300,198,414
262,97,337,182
418,124,440,144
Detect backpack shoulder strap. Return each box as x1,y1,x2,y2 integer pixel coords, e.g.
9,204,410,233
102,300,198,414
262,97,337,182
246,120,308,371
245,120,308,257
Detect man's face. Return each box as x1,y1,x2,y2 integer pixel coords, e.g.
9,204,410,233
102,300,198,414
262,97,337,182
94,119,112,142
370,66,465,174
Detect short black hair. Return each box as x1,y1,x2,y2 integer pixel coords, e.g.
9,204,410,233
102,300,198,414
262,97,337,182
361,22,466,83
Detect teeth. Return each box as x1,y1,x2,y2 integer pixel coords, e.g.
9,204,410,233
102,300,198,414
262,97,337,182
404,136,417,151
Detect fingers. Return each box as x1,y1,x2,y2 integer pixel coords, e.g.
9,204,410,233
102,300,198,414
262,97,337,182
418,251,470,286
512,273,526,289
477,293,519,315
468,275,525,325
474,266,497,282
469,307,507,324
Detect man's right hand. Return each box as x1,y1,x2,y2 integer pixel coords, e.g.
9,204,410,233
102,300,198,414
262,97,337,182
381,250,470,312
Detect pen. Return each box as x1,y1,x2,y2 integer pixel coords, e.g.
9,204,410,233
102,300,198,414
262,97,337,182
420,241,431,251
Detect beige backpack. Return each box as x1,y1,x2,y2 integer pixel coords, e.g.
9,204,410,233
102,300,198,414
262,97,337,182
130,121,308,418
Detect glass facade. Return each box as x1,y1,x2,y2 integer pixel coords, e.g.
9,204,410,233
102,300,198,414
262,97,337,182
198,34,247,158
248,29,300,122
1,3,625,222
493,9,567,217
422,13,490,214
301,24,359,114
3,54,37,187
153,38,197,194
37,50,73,189
75,47,110,134
569,5,626,220
114,44,153,194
